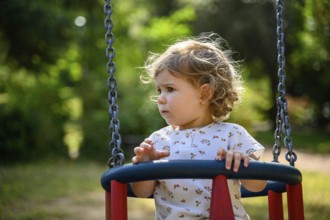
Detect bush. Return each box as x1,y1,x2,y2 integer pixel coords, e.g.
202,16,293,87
0,71,69,163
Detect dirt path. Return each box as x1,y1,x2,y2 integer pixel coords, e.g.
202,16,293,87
262,149,330,174
50,190,155,220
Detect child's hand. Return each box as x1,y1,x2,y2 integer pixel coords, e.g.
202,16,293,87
216,149,251,172
132,139,170,164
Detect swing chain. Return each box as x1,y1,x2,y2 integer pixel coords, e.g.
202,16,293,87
272,102,282,163
272,0,297,166
104,0,125,168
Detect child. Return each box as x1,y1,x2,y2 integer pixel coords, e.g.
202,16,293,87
131,33,266,220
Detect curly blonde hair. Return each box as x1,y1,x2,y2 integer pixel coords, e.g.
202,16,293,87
143,33,244,121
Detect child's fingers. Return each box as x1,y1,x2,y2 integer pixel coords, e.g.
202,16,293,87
216,149,234,170
225,151,234,170
132,156,137,163
132,145,152,163
143,138,154,145
133,146,145,156
233,152,243,172
134,141,154,157
216,148,226,160
132,155,141,164
140,141,153,151
233,153,251,171
155,150,170,160
217,149,252,171
243,155,250,168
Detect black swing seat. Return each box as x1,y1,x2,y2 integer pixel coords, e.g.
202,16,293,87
101,159,301,197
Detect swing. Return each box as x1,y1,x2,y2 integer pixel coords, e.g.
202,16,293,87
100,0,305,219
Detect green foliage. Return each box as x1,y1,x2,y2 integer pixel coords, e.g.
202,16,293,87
79,4,196,160
0,0,74,71
255,129,330,154
0,0,329,162
229,66,273,131
117,5,196,134
0,69,70,162
141,6,195,42
286,0,330,127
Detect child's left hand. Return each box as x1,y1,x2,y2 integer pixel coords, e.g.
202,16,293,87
216,149,251,172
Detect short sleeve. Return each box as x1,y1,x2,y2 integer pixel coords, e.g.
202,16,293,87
228,124,264,159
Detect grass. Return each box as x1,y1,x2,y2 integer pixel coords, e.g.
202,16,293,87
254,129,330,154
243,170,330,220
0,130,329,219
0,160,105,220
1,158,330,220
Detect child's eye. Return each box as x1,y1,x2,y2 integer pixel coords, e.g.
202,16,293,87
157,87,174,94
167,87,174,92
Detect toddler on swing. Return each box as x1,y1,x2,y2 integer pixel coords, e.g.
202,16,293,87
131,33,266,220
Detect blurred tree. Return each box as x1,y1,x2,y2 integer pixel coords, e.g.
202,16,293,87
0,0,74,72
179,0,329,130
0,0,328,163
0,0,82,162
181,0,279,127
79,0,196,160
286,0,330,128
0,71,70,162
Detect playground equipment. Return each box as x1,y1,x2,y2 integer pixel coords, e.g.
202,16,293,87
100,1,304,219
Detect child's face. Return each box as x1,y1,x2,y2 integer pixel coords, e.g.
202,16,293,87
155,70,213,130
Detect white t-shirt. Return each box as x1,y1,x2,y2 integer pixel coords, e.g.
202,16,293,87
149,122,264,220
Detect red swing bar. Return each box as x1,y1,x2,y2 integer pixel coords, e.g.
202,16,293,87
287,183,304,220
209,175,235,219
107,175,235,220
101,160,304,220
105,179,304,220
268,190,284,220
109,181,127,220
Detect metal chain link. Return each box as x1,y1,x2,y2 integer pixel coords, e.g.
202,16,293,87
272,0,297,166
104,0,125,168
272,100,282,162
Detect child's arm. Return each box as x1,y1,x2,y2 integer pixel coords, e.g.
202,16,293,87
240,179,266,192
130,139,170,198
217,149,267,192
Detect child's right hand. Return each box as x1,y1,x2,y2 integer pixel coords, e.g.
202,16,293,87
132,139,170,164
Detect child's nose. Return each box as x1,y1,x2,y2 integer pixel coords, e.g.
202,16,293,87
157,93,166,104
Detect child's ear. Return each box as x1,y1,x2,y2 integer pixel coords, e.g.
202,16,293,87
200,84,214,103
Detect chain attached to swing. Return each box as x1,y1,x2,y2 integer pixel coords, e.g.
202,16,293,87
104,0,125,168
272,0,297,166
